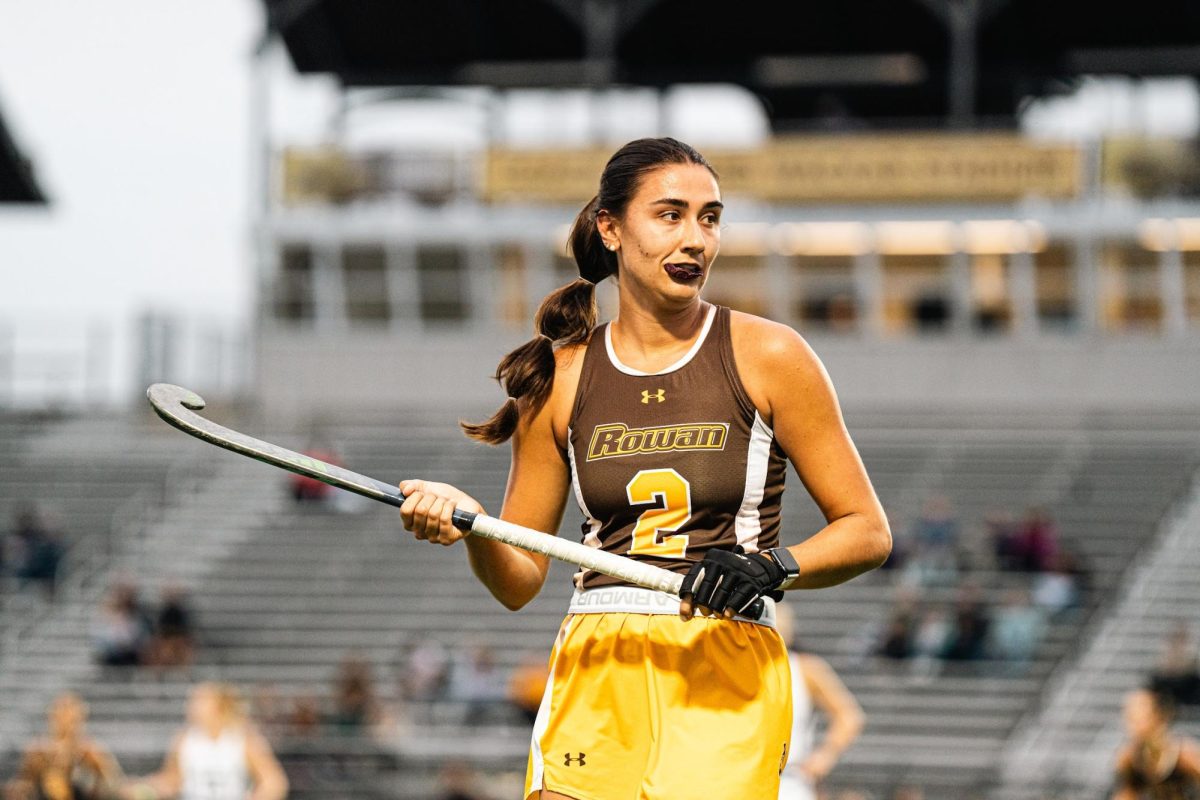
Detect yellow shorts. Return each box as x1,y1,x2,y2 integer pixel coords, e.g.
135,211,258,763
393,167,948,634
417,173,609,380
524,588,792,800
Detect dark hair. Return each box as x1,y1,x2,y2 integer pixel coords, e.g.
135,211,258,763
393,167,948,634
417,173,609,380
462,137,717,444
1143,685,1178,723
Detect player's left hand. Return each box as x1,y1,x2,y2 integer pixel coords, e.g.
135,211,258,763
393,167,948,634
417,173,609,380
678,546,786,621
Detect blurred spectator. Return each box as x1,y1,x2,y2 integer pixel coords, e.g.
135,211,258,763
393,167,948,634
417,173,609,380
876,609,917,661
401,636,451,702
435,761,489,800
913,495,958,552
91,581,151,667
288,693,321,739
874,587,921,662
1150,623,1200,706
1059,548,1092,601
10,507,64,599
331,653,380,733
990,589,1046,665
289,441,341,505
905,495,960,586
250,684,286,739
984,510,1020,571
146,583,195,671
449,645,508,724
4,692,121,800
942,583,991,662
911,609,950,676
1011,507,1059,573
508,655,550,725
1031,553,1081,618
956,515,998,574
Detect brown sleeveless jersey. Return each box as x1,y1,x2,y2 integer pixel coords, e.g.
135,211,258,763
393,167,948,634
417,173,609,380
566,304,788,590
1118,740,1200,800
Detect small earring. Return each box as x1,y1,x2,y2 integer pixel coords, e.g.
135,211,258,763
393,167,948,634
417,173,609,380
607,242,618,251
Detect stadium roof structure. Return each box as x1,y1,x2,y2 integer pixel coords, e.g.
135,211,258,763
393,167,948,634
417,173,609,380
262,0,1200,130
0,106,45,204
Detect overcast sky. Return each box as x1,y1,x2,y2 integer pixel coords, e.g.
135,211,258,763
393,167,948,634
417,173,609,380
0,0,263,326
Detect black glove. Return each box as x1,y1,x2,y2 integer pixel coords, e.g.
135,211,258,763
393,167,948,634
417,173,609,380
679,545,786,620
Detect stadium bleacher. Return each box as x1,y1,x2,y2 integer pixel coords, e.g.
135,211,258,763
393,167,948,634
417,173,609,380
4,406,1197,799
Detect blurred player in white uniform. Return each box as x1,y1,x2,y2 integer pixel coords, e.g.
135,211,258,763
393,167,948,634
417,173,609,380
776,603,864,800
121,683,287,800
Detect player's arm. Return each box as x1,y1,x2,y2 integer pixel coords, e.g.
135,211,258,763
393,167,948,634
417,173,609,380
738,316,891,588
1177,738,1200,781
81,742,124,794
4,744,43,800
680,316,890,619
796,654,864,781
1110,746,1138,800
120,734,183,800
399,345,580,611
244,729,288,800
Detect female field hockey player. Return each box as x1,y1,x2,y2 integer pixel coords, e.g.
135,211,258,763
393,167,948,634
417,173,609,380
399,137,891,799
120,683,287,800
1112,688,1200,799
4,692,121,800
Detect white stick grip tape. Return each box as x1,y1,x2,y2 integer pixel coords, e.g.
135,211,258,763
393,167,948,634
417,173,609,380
468,514,685,596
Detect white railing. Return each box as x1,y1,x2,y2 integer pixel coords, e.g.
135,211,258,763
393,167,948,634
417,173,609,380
0,313,249,412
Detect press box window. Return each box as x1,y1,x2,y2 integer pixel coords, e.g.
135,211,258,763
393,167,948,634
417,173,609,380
417,246,468,321
275,245,315,322
343,245,390,324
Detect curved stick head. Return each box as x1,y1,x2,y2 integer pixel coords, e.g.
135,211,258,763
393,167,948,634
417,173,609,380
146,383,206,413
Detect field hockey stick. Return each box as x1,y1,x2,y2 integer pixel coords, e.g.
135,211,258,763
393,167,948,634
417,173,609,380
146,383,686,596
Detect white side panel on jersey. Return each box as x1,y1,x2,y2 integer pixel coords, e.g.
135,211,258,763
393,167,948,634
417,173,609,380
567,426,603,589
735,411,774,554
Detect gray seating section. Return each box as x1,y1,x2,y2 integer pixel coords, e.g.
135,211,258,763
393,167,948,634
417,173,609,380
2,406,1198,799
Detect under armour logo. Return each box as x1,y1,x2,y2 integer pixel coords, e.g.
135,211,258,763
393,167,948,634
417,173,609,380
641,389,665,404
564,752,587,767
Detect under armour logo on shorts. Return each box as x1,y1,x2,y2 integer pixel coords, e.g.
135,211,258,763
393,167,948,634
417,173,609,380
564,752,587,766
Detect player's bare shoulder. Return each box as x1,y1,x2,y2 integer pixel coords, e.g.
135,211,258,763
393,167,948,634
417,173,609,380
553,339,589,388
550,338,590,429
729,309,819,364
728,309,829,417
512,336,592,450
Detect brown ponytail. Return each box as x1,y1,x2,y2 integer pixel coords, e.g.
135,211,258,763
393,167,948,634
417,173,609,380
462,137,717,445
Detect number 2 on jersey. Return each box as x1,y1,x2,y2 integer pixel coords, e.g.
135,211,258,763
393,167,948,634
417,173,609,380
626,468,692,559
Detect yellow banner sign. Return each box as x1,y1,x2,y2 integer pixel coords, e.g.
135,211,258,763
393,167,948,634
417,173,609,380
483,135,1080,204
